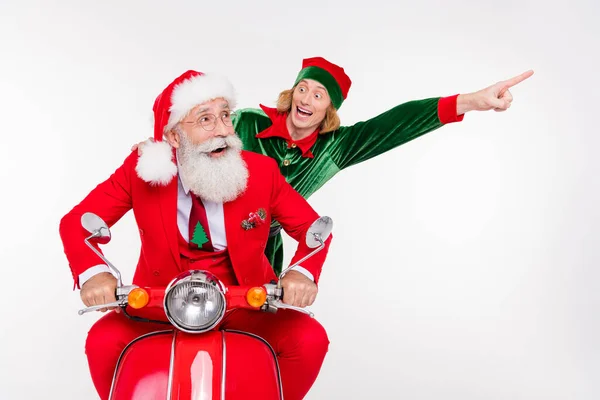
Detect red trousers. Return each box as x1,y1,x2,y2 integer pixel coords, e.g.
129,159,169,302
85,308,329,400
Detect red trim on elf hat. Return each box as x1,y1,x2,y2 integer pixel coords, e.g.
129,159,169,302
301,57,352,100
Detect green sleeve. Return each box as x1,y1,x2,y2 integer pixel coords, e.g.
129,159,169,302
329,97,444,170
232,107,266,150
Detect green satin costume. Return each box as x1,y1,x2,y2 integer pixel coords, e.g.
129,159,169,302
232,96,461,275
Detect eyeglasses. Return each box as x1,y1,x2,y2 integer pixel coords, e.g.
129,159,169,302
181,111,237,131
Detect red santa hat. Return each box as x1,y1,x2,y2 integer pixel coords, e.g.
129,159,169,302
135,70,237,185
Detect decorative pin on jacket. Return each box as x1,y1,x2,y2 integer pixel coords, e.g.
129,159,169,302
241,208,267,230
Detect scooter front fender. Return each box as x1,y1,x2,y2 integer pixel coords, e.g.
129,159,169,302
109,329,282,400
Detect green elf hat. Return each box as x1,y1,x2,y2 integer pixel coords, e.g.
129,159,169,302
293,57,352,109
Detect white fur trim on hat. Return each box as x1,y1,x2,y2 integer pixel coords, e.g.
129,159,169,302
165,73,237,133
135,140,177,186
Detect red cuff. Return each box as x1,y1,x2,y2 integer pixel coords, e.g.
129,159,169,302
438,94,465,124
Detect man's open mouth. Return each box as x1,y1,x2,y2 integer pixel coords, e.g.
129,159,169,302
211,145,227,154
296,106,313,117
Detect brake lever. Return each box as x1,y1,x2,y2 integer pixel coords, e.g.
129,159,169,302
78,300,125,315
269,299,314,318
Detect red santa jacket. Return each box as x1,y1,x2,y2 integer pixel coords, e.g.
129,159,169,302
59,150,332,289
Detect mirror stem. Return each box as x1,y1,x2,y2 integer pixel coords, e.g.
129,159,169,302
278,234,324,285
84,233,123,287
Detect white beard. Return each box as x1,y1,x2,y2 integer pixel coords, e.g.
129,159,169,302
177,133,248,203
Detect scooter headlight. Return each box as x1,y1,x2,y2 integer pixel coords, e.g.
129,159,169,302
164,270,226,333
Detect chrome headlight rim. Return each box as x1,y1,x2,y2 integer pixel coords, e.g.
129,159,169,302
163,270,227,334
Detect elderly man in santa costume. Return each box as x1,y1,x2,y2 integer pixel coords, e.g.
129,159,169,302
59,70,333,400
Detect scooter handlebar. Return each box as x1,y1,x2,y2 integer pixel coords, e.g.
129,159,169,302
78,282,312,318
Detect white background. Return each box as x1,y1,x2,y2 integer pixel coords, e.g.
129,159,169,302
1,0,598,399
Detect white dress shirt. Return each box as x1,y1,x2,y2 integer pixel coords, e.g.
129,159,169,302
78,172,313,287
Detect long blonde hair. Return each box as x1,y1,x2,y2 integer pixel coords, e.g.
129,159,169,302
276,88,341,134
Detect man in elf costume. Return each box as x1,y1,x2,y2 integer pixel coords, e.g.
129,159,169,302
134,57,533,276
60,70,332,400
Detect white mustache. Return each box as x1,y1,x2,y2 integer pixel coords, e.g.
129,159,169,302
196,135,241,154
177,132,248,203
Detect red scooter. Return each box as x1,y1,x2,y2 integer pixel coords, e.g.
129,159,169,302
77,212,333,400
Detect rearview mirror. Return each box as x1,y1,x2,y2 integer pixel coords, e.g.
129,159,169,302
305,216,333,248
81,212,111,245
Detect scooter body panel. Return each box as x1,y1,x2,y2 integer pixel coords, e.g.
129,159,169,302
110,331,173,400
109,330,282,399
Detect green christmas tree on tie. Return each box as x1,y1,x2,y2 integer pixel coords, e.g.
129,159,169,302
191,222,209,248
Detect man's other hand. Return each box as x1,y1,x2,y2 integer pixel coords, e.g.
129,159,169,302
280,270,318,308
80,272,118,313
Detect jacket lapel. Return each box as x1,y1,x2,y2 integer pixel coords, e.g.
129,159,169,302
158,177,181,270
224,198,249,283
223,200,240,259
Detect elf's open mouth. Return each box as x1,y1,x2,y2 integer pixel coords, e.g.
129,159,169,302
296,106,313,117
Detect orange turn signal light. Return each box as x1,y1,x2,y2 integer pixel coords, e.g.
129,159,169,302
128,288,150,309
246,287,267,308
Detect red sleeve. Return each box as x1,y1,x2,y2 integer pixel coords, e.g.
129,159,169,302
59,152,137,289
267,159,332,284
438,94,465,124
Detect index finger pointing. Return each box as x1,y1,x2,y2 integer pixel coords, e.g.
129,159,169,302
503,70,534,89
